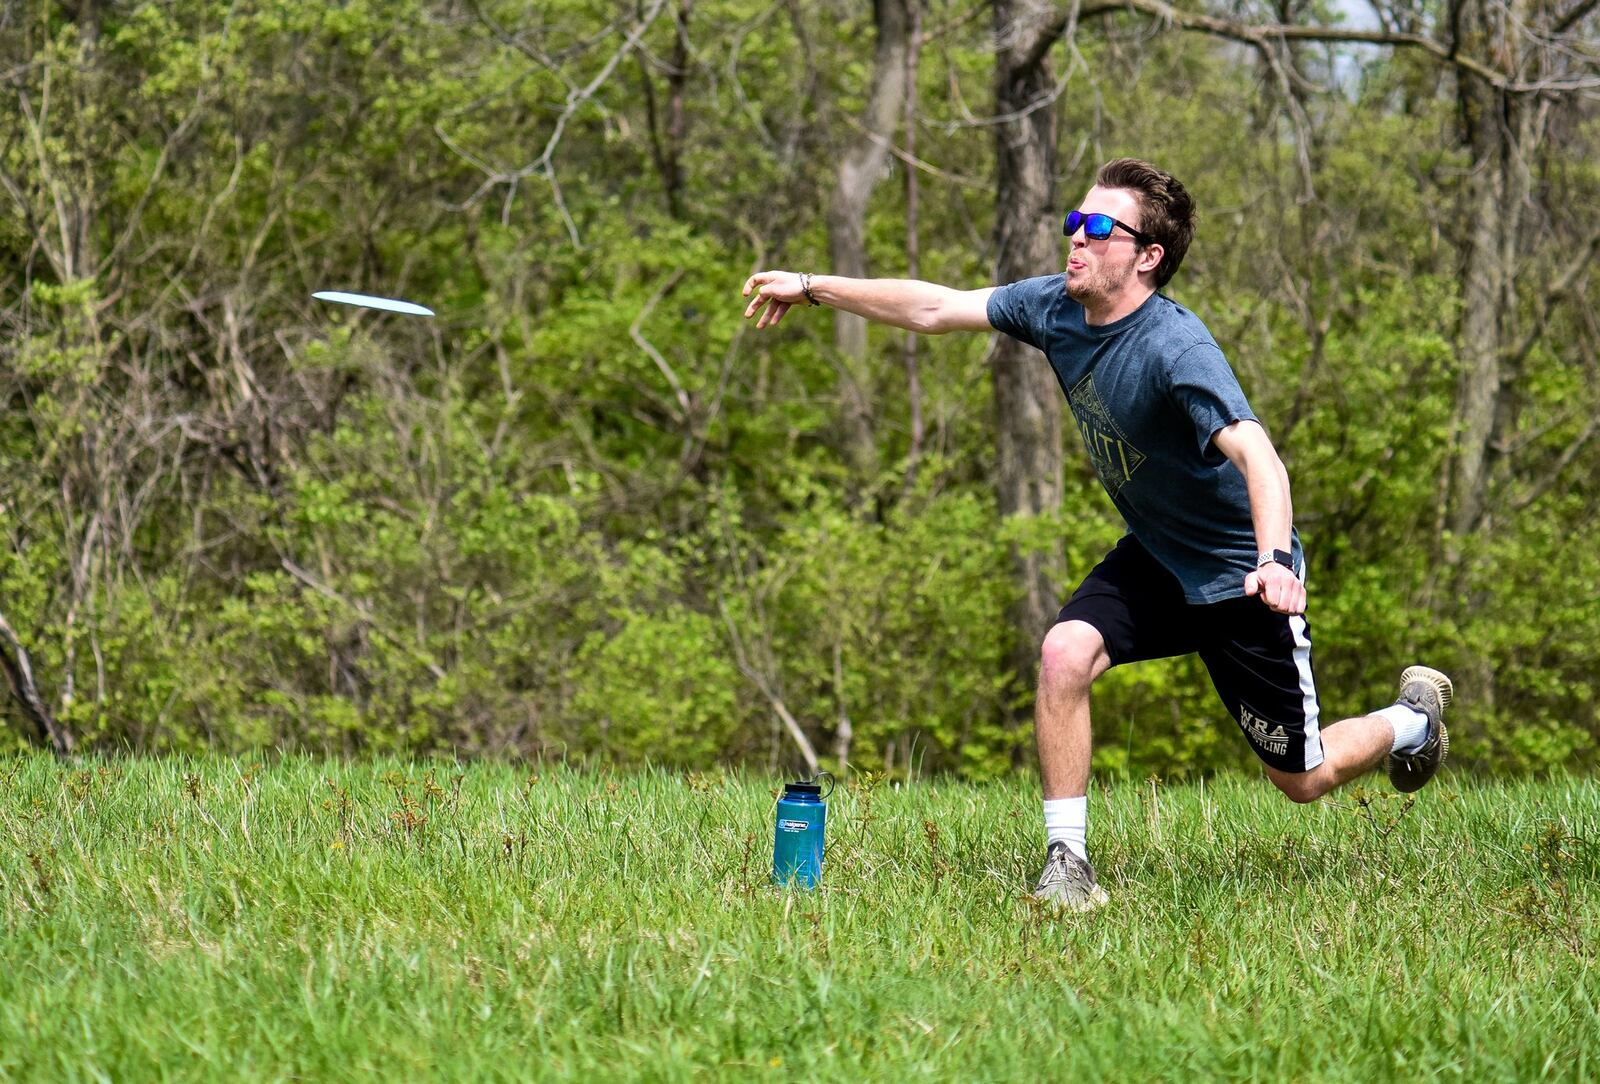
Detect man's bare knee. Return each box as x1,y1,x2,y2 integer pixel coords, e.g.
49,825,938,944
1267,769,1326,804
1039,621,1108,692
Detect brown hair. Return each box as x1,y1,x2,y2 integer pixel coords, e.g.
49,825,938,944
1094,158,1195,288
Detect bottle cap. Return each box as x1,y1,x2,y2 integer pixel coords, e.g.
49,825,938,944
785,771,834,798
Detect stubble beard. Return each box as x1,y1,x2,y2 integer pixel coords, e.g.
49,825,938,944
1065,251,1137,308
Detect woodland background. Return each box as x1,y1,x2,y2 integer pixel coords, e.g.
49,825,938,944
1,0,1596,778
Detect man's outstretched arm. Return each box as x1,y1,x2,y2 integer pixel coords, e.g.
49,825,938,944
742,271,996,335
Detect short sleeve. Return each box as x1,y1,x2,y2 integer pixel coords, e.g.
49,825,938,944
985,276,1059,351
1167,342,1257,456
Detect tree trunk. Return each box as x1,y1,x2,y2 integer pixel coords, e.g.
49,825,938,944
902,0,925,485
991,0,1066,736
1443,0,1552,721
641,0,694,219
1446,0,1542,548
826,0,915,485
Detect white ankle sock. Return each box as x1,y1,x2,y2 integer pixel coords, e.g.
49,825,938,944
1376,703,1430,754
1043,796,1088,861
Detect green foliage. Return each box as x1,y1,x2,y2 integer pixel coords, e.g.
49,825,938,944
0,1,1595,775
716,482,1021,776
570,605,740,764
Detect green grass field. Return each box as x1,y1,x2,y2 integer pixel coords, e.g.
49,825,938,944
1,755,1595,1082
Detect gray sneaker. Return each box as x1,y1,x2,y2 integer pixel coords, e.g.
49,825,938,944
1387,666,1453,793
1031,841,1110,913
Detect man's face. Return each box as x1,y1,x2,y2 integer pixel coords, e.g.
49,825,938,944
1064,185,1147,305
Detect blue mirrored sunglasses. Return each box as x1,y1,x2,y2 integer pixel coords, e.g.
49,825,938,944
1063,210,1153,245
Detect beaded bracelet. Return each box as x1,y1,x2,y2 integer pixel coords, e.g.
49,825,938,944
799,272,820,307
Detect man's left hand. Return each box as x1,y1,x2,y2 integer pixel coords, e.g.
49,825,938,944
1244,563,1306,615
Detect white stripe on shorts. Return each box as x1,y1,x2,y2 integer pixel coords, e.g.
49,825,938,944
1289,614,1324,770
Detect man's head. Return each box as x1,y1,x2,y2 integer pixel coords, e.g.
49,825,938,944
1064,158,1195,308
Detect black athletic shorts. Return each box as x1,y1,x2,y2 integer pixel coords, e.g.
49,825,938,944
1055,534,1324,773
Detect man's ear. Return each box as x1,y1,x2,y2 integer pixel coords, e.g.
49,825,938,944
1137,243,1164,276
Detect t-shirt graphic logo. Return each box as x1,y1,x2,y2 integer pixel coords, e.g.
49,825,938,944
1068,373,1146,498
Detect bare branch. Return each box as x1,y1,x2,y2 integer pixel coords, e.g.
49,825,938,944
919,0,994,45
16,87,75,280
1503,224,1600,370
831,638,853,771
464,0,629,77
1510,417,1599,512
1554,0,1600,35
918,60,1078,130
1253,38,1318,202
442,0,673,233
723,5,784,151
1035,0,1600,92
835,115,983,192
0,606,74,756
1018,0,1089,73
718,596,820,776
95,85,215,279
628,268,691,421
280,558,448,683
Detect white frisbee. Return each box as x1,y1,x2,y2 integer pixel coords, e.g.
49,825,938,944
313,291,434,317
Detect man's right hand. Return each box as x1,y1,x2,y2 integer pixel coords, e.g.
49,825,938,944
742,270,808,329
741,273,995,335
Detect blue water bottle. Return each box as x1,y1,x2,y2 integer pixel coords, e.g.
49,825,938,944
772,772,832,888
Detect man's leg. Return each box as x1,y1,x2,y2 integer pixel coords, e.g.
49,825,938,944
1266,668,1453,801
1031,620,1114,912
1031,536,1196,912
1197,599,1454,802
1036,620,1112,801
1264,712,1394,802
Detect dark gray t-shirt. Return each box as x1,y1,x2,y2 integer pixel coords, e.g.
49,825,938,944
988,275,1299,603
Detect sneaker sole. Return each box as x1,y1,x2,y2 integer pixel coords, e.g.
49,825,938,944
1399,665,1453,710
1034,884,1111,914
1066,885,1111,913
1391,666,1452,789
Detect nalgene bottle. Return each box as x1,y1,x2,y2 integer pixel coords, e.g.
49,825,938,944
771,773,831,888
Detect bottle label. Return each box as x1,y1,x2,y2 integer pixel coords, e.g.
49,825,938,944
779,819,810,832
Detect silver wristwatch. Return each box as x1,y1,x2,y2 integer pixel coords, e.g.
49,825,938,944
1257,549,1294,571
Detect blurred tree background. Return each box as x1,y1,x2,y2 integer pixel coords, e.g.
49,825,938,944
1,0,1596,777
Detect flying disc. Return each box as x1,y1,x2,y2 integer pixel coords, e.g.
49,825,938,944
313,291,434,317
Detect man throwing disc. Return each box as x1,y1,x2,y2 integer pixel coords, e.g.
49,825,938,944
740,157,1453,913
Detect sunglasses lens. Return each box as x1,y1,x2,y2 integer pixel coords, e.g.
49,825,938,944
1064,211,1116,239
